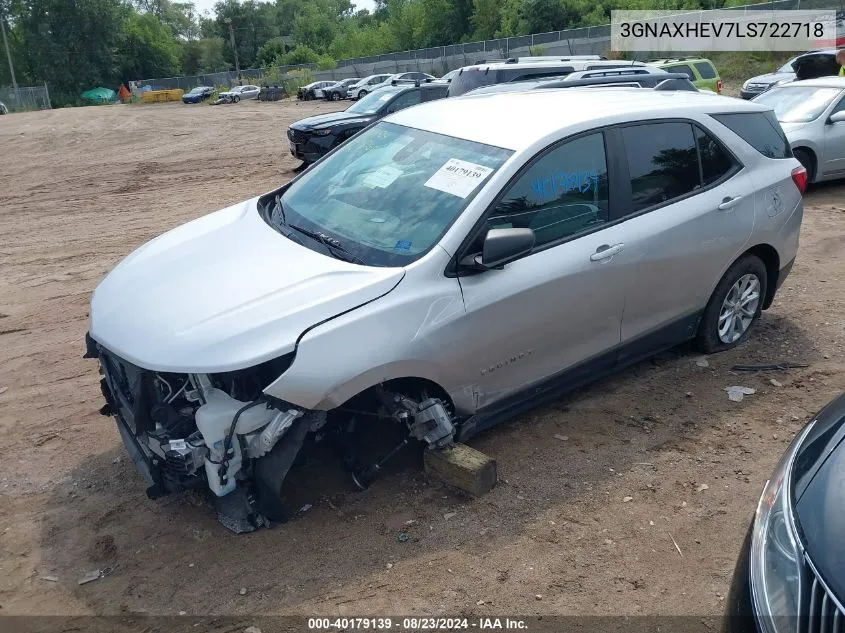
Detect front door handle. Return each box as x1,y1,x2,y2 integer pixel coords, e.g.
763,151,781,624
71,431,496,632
590,243,624,261
718,195,743,211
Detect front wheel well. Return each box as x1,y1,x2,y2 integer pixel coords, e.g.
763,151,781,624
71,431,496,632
792,146,817,182
742,244,780,309
333,377,455,417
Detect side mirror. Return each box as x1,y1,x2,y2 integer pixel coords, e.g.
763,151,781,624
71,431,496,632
828,111,845,124
461,228,535,271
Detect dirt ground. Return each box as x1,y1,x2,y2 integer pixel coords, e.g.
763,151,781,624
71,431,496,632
1,96,844,622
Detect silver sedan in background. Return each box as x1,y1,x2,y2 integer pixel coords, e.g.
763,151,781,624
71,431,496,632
753,77,845,183
220,85,261,102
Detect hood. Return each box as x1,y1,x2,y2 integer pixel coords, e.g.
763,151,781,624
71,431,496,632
779,120,810,136
291,111,376,130
90,198,404,373
746,71,795,86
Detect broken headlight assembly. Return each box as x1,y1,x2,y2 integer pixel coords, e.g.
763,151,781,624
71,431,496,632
749,421,816,633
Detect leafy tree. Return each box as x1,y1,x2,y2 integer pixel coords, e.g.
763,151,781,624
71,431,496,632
118,11,181,82
256,37,288,67
197,36,228,72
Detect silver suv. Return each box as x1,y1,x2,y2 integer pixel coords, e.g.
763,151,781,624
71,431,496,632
86,88,805,530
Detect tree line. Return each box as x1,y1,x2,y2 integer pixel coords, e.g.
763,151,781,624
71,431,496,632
0,0,745,106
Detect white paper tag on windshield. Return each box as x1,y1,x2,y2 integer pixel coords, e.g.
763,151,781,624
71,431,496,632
424,158,494,198
363,164,403,188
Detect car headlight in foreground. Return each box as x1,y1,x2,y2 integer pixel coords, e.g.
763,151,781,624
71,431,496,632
749,421,816,633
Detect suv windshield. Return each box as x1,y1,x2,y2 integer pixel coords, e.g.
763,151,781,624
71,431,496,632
346,88,402,115
754,86,841,122
276,121,512,266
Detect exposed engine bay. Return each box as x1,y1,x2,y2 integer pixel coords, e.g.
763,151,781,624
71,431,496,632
84,333,455,533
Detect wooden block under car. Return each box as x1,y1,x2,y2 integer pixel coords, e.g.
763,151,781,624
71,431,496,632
423,442,497,497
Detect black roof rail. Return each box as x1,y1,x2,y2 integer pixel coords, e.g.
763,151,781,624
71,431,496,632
537,72,698,91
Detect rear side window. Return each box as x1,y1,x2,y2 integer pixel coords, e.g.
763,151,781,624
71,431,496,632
621,122,700,213
449,68,497,96
695,127,736,186
693,62,717,79
385,90,421,113
666,64,695,80
422,86,448,101
711,112,792,159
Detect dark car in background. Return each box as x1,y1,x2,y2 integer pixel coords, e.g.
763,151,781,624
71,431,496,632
740,50,841,99
323,78,361,101
726,393,845,633
182,86,214,104
297,81,335,101
287,82,449,165
448,58,650,96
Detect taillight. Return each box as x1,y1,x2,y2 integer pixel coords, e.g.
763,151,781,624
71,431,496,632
716,79,722,94
791,165,808,194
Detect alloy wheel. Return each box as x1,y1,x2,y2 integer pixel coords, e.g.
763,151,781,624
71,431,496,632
717,273,761,344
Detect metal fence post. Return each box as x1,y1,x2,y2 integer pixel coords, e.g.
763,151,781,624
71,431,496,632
43,82,51,109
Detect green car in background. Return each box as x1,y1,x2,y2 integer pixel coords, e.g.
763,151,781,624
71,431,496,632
647,57,722,94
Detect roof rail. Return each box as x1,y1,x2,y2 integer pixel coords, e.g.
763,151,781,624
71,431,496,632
537,72,698,92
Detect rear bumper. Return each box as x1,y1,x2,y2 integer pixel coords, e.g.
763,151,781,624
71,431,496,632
739,90,763,100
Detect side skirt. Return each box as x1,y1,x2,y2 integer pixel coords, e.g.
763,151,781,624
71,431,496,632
457,312,702,442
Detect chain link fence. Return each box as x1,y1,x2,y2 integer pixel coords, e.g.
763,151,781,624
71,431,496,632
133,0,843,91
0,85,51,112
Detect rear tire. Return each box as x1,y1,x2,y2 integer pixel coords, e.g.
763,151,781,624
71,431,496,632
694,254,767,354
793,148,816,184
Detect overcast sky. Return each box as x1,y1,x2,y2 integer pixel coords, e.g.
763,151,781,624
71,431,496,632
191,0,376,18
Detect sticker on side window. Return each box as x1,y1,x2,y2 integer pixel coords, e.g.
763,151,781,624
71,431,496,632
424,158,494,198
363,164,404,188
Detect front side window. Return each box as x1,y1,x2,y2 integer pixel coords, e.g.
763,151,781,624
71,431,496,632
347,88,403,115
276,122,512,267
486,133,609,248
622,122,700,213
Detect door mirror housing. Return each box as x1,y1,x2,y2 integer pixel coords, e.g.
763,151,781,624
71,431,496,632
828,111,845,124
460,228,535,271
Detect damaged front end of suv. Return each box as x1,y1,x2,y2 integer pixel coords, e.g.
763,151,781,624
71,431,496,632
85,329,455,532
84,336,320,532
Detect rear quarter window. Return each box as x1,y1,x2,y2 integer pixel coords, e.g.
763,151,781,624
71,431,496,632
693,62,717,79
711,111,792,159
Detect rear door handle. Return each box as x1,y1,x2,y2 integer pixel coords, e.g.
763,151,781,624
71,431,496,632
590,243,624,261
718,195,743,211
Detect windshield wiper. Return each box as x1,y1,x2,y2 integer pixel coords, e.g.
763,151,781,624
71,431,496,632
288,224,366,265
271,194,287,226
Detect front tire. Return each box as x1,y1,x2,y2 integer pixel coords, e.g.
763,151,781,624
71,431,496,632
357,89,368,100
331,92,340,101
793,148,816,184
233,95,240,103
694,254,767,353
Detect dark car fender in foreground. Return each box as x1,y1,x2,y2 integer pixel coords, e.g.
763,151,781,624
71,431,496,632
725,392,845,633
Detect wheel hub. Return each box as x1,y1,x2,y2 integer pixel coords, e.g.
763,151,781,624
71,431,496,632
717,273,761,344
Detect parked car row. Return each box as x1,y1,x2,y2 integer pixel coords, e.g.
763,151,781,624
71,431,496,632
287,57,722,167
